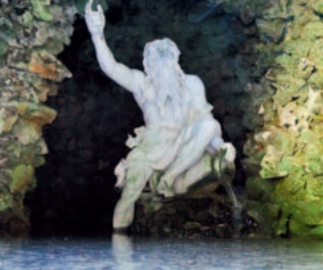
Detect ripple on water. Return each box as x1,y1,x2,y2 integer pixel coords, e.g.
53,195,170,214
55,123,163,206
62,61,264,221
0,237,322,270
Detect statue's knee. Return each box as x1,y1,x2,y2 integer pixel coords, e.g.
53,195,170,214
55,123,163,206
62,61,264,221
209,119,222,136
210,137,224,151
197,119,221,137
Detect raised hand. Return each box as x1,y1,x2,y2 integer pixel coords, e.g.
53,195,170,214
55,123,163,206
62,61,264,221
85,0,106,37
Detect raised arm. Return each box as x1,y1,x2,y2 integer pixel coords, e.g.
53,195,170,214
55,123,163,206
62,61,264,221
85,0,145,94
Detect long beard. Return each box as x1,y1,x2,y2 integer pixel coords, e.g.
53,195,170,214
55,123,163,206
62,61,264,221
147,63,184,119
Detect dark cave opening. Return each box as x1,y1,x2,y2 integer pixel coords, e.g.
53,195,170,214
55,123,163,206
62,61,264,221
24,0,260,236
25,14,144,236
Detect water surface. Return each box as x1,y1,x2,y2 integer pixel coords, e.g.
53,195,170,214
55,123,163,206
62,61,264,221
0,235,322,269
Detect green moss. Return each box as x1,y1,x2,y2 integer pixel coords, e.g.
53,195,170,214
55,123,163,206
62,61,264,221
256,19,285,43
282,40,311,60
298,131,323,175
13,119,41,145
261,0,289,20
308,72,323,89
312,1,323,15
21,11,34,28
245,0,323,239
302,21,323,41
0,40,7,56
245,200,279,236
9,164,35,193
291,201,323,226
0,194,13,213
272,78,306,108
0,0,76,235
16,101,57,124
289,220,323,239
246,177,274,202
31,0,53,22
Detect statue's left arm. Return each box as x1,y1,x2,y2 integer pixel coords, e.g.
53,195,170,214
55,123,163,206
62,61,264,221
186,75,214,121
186,75,236,161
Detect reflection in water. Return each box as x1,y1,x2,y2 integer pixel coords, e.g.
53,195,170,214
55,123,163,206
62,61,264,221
0,236,322,269
112,233,135,270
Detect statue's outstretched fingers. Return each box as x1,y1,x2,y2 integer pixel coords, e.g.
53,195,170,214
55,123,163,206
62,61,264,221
97,4,103,14
97,5,105,22
85,0,93,14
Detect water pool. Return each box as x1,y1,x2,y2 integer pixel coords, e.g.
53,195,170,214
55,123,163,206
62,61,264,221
0,235,322,270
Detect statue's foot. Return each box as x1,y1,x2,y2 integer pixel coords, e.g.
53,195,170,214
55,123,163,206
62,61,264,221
156,174,176,197
156,181,175,198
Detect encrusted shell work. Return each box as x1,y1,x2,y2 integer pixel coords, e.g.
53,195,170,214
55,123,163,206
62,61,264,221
244,0,323,238
0,0,76,235
0,0,322,238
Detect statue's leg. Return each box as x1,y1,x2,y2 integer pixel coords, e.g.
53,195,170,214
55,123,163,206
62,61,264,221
173,153,214,194
157,119,219,196
113,163,153,229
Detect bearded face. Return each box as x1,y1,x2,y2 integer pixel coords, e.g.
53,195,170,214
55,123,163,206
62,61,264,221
142,38,184,119
143,38,180,75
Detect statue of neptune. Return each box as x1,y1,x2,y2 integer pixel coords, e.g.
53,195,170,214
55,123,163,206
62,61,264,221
85,0,237,230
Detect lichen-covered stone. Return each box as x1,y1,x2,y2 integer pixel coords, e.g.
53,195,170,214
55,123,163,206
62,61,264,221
9,164,35,194
244,0,323,239
313,1,323,15
0,0,318,238
0,0,76,235
31,0,54,22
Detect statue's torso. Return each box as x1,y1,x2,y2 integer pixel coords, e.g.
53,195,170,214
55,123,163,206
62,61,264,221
134,75,213,129
134,77,192,128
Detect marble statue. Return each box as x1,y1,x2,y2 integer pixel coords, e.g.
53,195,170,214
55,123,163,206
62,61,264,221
85,0,237,230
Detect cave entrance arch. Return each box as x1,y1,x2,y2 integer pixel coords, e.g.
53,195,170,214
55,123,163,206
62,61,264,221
24,0,264,236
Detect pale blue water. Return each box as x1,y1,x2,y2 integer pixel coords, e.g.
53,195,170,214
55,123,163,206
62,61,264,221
0,235,322,270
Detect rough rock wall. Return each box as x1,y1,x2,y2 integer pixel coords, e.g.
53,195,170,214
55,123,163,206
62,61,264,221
0,0,76,235
243,0,323,238
1,0,321,238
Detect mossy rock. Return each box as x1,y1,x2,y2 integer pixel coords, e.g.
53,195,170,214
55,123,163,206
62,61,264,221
0,194,13,213
31,0,53,22
312,1,323,15
9,164,35,194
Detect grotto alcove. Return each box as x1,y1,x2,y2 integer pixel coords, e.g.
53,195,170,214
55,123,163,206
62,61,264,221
24,0,258,237
1,0,322,239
